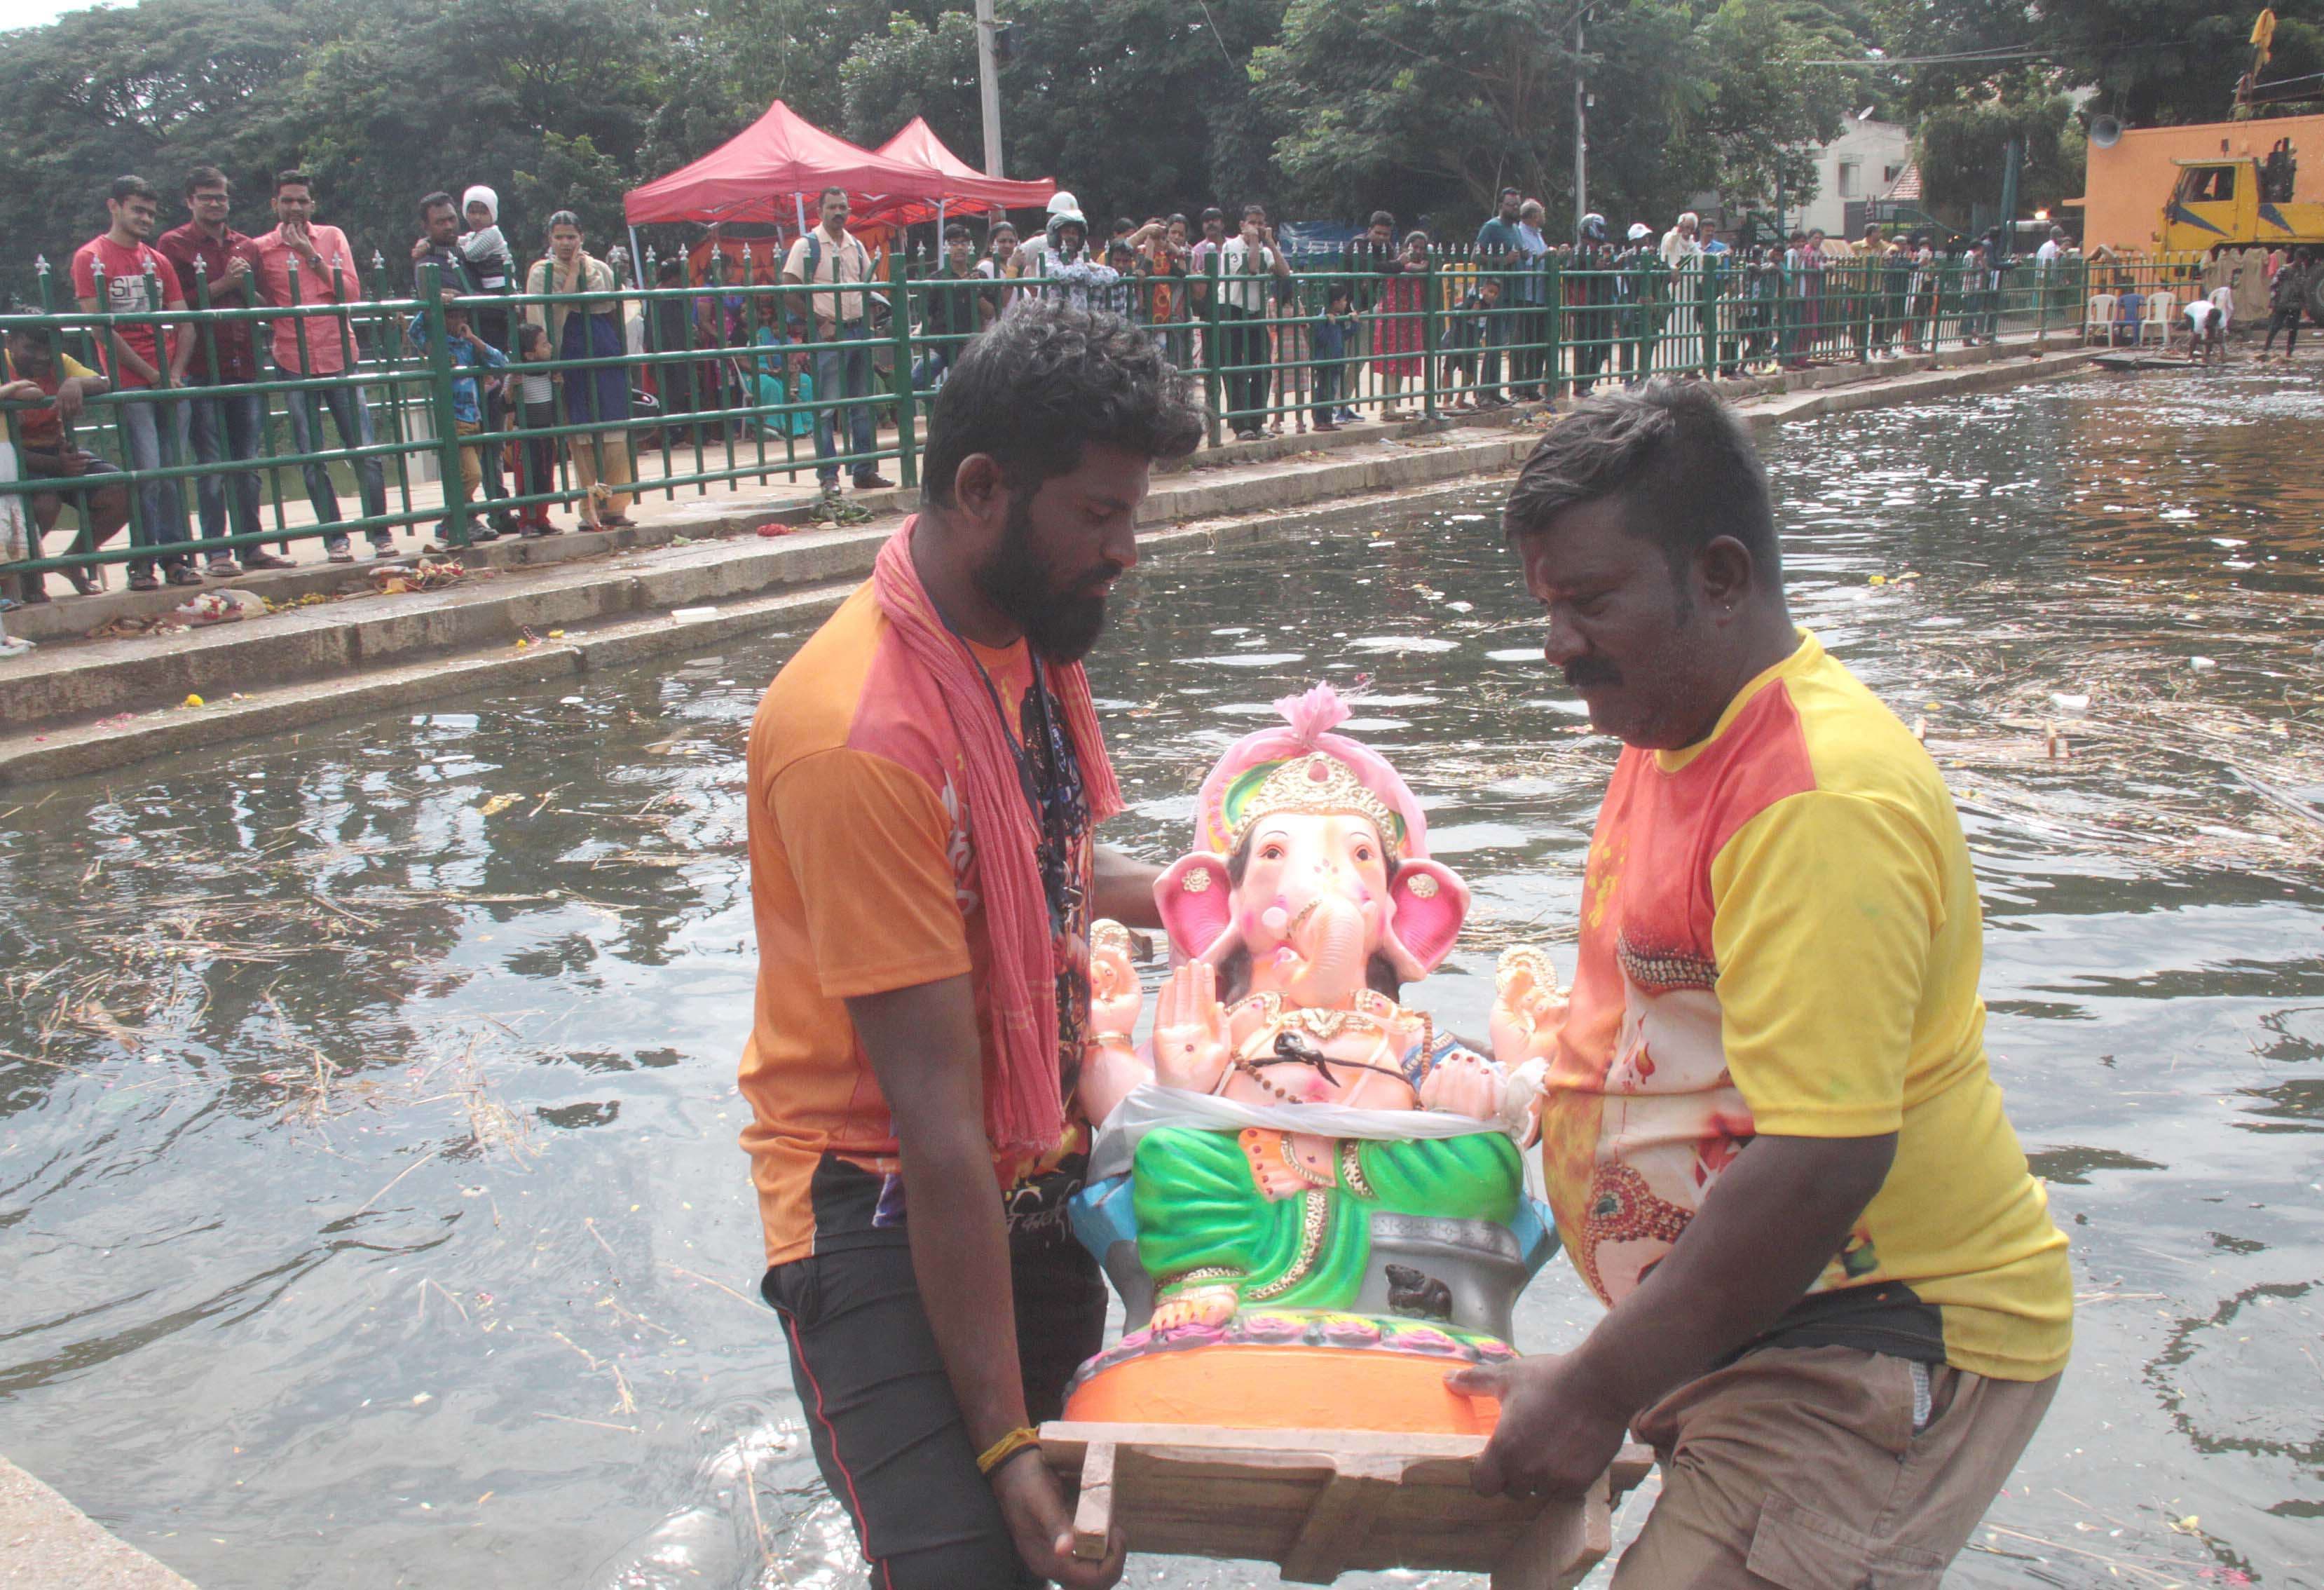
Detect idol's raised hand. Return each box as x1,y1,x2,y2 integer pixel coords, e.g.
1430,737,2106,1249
1152,961,1230,1094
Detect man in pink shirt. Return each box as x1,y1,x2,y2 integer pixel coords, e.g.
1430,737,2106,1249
71,174,199,589
250,169,391,560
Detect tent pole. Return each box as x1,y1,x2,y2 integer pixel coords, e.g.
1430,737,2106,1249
795,191,808,236
627,224,645,287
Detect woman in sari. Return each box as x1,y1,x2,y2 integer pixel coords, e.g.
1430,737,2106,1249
525,212,635,529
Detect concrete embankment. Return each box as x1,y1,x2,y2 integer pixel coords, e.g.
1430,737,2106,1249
0,1455,196,1589
0,341,2094,786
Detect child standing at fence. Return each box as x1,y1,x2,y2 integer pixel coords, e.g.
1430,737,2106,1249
749,309,816,440
511,323,563,537
1444,275,1493,408
406,302,508,553
1310,284,1356,432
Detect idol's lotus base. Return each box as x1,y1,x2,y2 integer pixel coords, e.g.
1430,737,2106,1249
1040,1416,1652,1589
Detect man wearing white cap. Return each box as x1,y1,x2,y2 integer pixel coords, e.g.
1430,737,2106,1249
1618,224,1655,382
1013,191,1082,276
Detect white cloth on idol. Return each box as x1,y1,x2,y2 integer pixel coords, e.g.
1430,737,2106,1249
1087,1081,1524,1183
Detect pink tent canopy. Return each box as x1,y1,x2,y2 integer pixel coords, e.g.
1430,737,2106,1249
622,100,931,226
861,118,1056,223
624,104,1057,228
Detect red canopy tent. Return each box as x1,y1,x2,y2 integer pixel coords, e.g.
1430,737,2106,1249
622,100,931,227
861,117,1056,224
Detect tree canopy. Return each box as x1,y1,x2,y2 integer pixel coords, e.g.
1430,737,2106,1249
3,0,2319,301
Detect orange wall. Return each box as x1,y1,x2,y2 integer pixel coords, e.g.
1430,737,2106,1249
2073,114,2324,251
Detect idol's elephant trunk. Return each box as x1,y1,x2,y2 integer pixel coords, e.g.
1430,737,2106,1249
1287,893,1369,1006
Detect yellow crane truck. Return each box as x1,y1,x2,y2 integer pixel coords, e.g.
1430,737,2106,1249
2159,145,2324,254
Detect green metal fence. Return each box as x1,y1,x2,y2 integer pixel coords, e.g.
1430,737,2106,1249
3,243,2154,599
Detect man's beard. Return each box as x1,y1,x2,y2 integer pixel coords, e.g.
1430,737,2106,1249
971,497,1112,664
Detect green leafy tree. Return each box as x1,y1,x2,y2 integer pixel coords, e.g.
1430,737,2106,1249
836,0,1288,223
2037,0,2322,128
1913,88,2084,222
1257,0,1852,238
840,11,984,158
0,0,313,302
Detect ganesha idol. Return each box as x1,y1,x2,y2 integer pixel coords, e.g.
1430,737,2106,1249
1065,686,1569,1436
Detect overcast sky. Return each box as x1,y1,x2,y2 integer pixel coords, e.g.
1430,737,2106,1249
0,0,116,31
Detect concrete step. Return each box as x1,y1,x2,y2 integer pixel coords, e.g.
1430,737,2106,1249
0,573,870,785
0,428,1545,735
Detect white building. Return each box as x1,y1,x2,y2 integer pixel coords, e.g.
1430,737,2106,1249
1797,111,1913,239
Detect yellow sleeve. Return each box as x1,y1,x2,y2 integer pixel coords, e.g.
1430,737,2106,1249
1709,790,1946,1138
769,747,973,1000
60,353,96,379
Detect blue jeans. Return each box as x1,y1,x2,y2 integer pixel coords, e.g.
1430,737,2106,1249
279,367,389,551
813,322,879,486
910,345,953,425
117,393,193,573
186,383,266,556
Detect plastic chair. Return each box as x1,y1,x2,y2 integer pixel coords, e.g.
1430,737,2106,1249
2083,293,2117,345
2138,292,2176,347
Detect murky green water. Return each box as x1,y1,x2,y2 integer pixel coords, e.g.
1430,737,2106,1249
5,366,2323,1589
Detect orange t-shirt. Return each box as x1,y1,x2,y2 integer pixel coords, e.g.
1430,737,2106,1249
739,583,1095,1268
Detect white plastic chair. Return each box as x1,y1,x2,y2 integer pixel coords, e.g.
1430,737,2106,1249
2084,293,2117,344
2138,291,2176,347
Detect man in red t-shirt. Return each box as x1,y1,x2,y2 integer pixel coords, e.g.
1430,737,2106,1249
70,175,197,588
250,170,392,561
156,165,292,578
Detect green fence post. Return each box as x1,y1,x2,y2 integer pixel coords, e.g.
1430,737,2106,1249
887,245,918,491
416,261,469,551
1700,257,1716,378
1544,254,1564,402
144,259,193,562
1420,248,1440,421
29,256,92,585
1201,252,1224,449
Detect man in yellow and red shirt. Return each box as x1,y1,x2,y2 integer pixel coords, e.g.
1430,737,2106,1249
1451,381,2071,1583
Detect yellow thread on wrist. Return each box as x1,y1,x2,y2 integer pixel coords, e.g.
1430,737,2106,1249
977,1425,1041,1477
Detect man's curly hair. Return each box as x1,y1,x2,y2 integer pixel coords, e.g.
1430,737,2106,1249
920,301,1206,506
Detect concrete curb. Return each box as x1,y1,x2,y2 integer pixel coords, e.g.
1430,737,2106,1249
0,1455,195,1589
0,346,2095,787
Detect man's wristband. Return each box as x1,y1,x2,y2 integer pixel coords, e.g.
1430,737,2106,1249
976,1425,1041,1477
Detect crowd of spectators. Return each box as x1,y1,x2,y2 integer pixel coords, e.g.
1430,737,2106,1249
1,166,2158,629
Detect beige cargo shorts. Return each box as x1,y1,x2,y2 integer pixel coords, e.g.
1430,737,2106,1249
1611,1345,2060,1588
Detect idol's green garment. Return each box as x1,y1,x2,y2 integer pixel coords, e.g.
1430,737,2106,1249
1133,1125,1524,1308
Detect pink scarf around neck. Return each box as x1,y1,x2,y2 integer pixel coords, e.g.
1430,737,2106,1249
872,518,1125,1155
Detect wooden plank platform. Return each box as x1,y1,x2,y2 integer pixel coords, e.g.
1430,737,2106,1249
1041,1420,1654,1588
2091,351,2198,371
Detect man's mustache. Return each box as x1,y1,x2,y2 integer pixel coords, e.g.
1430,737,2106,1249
1564,657,1622,691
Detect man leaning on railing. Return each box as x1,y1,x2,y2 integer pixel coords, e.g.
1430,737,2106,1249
71,174,198,591
252,169,394,563
156,165,294,576
1,326,130,604
414,188,514,539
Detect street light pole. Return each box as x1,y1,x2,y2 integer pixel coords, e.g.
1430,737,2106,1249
1573,6,1589,236
976,0,1005,177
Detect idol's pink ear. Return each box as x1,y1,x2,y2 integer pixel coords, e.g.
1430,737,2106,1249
1156,853,1238,963
1383,859,1470,980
